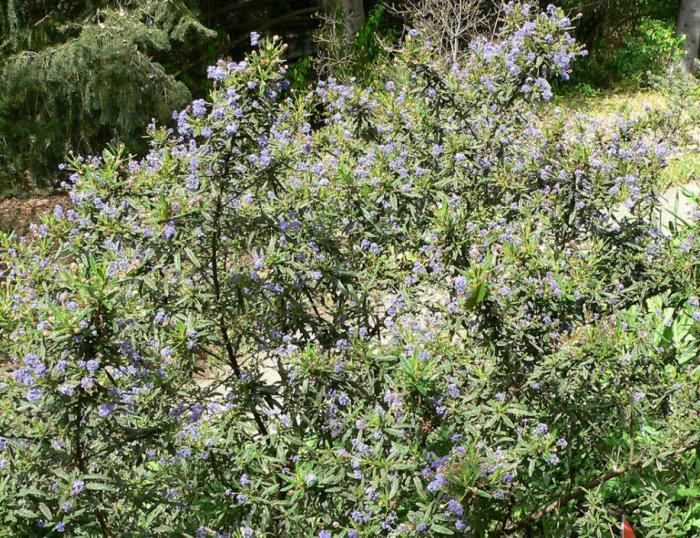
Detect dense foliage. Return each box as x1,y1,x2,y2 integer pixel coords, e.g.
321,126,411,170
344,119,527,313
1,3,699,536
1,0,697,194
555,0,683,89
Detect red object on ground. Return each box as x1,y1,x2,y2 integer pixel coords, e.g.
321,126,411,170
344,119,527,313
622,516,637,538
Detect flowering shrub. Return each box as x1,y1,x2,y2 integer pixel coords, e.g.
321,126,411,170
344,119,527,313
1,4,699,537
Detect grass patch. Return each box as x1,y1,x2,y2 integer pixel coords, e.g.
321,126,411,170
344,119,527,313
663,152,700,187
552,90,668,118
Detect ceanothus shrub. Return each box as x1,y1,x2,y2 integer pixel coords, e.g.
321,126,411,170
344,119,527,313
1,3,699,536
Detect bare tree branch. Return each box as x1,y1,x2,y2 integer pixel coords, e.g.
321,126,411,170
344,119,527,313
387,0,502,63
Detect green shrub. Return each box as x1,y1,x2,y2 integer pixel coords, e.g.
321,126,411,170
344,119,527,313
1,4,699,537
569,17,684,89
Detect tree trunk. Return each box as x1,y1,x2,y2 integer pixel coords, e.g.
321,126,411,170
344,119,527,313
339,0,366,36
676,0,700,73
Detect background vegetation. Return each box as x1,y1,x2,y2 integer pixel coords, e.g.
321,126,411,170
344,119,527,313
1,0,698,196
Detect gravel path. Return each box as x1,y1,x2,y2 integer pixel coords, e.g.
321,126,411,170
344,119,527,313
659,181,700,230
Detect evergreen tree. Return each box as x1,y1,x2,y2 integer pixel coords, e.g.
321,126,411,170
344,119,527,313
0,0,328,192
0,1,214,191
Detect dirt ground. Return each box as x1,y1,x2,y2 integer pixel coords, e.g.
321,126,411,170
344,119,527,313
0,195,70,236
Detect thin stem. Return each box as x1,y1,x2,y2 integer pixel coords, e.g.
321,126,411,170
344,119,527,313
211,184,268,436
499,439,700,535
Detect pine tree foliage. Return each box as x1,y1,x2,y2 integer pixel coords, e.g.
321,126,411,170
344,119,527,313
0,0,323,193
0,1,218,188
0,1,218,191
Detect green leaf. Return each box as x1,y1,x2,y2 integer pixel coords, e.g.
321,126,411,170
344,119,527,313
14,508,38,519
431,524,455,535
86,482,118,492
38,502,52,520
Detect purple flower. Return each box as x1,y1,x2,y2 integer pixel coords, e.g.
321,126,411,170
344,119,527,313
27,387,44,402
186,175,200,190
534,422,548,436
447,499,464,516
427,473,447,492
59,384,74,396
534,77,553,101
250,32,261,47
98,404,115,417
70,480,85,496
207,64,228,81
191,99,207,118
454,276,468,295
164,221,176,240
304,472,317,486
